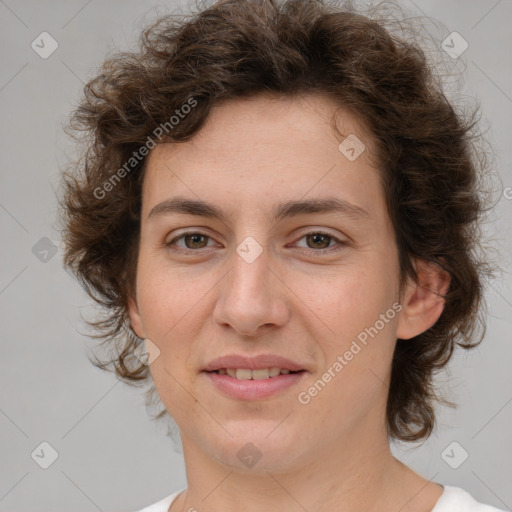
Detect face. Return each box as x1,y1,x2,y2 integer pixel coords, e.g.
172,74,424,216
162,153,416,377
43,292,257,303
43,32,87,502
129,93,414,473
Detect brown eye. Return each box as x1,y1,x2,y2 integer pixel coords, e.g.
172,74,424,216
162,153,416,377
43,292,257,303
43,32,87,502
305,233,332,249
182,234,209,249
294,230,349,255
165,231,214,252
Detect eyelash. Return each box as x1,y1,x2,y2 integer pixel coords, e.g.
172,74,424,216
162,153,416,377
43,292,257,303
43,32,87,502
165,229,349,256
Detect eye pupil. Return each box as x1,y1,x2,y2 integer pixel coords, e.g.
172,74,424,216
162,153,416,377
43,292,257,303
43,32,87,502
185,234,207,249
307,233,330,249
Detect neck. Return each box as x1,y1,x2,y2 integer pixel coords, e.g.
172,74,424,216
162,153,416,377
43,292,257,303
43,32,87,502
173,420,437,512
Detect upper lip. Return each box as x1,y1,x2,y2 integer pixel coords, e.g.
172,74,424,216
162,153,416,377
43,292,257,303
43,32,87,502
203,354,306,372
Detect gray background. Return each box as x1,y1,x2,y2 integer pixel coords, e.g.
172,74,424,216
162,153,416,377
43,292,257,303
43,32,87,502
1,0,511,511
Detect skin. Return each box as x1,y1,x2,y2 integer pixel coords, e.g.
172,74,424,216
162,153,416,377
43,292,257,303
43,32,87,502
128,92,450,512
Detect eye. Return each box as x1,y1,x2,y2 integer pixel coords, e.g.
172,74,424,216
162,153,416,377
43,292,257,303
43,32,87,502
294,230,348,254
165,231,216,252
164,229,349,255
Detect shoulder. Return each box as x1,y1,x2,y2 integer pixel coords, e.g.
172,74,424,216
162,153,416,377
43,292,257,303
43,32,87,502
433,485,507,512
131,486,508,512
132,489,184,512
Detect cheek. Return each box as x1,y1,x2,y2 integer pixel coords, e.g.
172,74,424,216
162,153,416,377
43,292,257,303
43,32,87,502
301,257,399,351
135,251,206,338
135,262,204,417
302,264,399,420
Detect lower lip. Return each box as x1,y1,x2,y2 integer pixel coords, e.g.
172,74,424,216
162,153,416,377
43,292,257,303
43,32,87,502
204,371,306,400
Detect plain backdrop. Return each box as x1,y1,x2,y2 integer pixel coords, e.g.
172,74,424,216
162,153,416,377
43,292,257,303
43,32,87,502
1,0,511,511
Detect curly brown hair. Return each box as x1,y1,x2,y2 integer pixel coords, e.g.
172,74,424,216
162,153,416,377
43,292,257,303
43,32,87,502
59,0,494,442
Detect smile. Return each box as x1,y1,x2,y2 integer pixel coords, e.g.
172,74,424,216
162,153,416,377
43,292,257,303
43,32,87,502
212,368,299,379
204,369,307,400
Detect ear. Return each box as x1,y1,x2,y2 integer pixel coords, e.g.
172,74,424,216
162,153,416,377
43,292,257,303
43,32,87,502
396,259,451,340
127,295,146,339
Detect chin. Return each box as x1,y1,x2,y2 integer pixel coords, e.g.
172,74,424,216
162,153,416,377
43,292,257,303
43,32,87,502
204,423,306,474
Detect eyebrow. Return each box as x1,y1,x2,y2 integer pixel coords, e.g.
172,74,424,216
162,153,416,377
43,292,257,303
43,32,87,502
147,196,370,223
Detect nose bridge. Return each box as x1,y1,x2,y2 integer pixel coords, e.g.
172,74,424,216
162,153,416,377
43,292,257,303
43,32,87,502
232,239,271,297
213,237,289,335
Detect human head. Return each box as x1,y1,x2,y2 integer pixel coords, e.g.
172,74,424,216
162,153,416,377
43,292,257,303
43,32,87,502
60,0,490,444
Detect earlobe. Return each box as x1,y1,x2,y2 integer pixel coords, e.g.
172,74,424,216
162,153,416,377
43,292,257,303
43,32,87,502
127,296,145,339
396,259,451,340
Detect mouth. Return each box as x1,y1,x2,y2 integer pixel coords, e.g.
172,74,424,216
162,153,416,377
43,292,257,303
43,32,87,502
202,354,308,399
206,368,304,380
203,367,307,400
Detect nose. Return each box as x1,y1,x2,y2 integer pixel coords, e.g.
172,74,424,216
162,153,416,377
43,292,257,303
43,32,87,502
213,245,290,337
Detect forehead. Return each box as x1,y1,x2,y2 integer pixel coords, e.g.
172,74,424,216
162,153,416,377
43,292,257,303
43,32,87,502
153,92,376,159
141,93,383,221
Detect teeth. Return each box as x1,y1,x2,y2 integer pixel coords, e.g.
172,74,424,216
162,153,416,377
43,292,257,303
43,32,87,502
218,367,296,379
251,369,270,380
235,369,252,380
